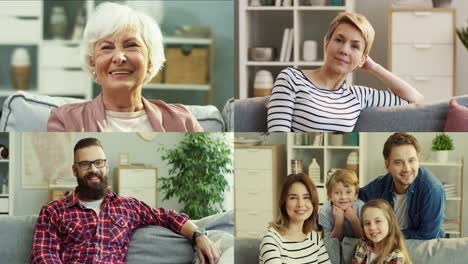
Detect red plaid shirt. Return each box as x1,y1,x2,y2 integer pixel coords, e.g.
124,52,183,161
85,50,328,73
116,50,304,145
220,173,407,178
30,191,189,264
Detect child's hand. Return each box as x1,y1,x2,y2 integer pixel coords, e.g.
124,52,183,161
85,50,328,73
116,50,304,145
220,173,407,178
332,205,345,224
344,206,358,222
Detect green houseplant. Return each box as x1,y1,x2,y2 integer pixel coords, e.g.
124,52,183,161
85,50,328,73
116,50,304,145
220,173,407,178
431,133,454,162
159,133,233,219
456,27,468,50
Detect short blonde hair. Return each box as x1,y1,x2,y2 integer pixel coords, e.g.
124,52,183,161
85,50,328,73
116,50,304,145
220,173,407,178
324,12,375,57
81,2,165,85
326,169,359,196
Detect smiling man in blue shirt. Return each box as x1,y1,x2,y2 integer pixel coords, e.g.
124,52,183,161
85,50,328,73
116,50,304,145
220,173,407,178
359,133,445,240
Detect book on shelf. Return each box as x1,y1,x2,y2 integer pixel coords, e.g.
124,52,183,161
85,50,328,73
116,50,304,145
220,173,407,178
285,28,294,62
313,133,323,146
279,28,290,61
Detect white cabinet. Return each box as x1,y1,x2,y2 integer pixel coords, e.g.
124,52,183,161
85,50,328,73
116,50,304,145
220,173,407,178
0,133,14,215
115,167,158,208
237,0,354,99
234,145,286,239
0,0,93,99
286,132,365,204
390,8,456,102
420,158,464,238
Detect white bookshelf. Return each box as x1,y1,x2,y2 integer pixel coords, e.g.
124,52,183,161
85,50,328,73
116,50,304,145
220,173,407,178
238,0,355,99
421,158,464,238
286,132,365,204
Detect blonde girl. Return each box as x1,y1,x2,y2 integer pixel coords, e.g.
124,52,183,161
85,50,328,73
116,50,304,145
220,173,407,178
352,199,412,264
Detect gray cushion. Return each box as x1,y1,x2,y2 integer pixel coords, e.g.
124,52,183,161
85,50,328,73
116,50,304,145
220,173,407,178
341,237,360,264
234,96,268,132
233,95,468,132
0,215,38,264
323,238,341,264
0,91,224,132
222,98,234,132
234,238,260,264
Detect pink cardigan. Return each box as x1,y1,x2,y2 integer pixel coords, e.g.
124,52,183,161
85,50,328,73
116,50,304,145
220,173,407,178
47,94,203,132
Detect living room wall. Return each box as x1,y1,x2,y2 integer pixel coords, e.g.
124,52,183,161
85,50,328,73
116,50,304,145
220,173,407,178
11,132,234,217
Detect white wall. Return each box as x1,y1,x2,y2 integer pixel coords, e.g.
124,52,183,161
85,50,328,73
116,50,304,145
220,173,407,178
363,132,468,237
355,0,468,96
13,133,234,219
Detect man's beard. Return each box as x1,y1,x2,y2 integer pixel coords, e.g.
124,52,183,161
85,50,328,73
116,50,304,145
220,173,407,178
76,171,108,200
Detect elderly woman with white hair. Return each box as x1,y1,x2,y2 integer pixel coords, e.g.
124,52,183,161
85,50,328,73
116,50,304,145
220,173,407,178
47,2,203,132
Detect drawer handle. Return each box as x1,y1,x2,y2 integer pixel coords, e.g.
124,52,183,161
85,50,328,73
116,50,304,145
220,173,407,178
247,212,259,216
247,191,259,195
63,67,83,72
413,44,432,49
413,12,432,17
412,76,430,81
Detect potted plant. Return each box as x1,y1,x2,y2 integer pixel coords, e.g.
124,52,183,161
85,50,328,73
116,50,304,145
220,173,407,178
159,133,233,219
456,27,468,50
431,133,454,162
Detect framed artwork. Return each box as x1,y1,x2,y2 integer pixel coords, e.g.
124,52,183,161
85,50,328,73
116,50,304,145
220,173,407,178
22,133,74,188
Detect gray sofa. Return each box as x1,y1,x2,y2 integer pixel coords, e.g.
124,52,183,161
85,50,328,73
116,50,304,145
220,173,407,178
0,91,235,132
234,95,468,132
235,236,468,264
0,211,234,264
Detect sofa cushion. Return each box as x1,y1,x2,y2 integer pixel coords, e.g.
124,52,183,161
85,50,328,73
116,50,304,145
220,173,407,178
222,98,234,132
234,96,269,132
0,215,38,264
0,91,224,132
444,99,468,131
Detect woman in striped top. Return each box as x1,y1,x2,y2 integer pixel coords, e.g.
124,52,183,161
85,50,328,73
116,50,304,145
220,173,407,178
259,174,331,264
267,12,424,132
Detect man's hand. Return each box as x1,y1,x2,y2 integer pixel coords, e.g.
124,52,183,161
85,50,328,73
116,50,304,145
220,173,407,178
195,235,221,264
332,205,345,224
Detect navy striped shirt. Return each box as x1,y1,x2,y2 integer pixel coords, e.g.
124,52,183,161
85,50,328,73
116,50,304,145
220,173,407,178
267,67,408,132
259,228,331,264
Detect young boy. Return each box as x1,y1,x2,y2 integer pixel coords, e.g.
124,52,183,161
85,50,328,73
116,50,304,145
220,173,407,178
318,169,364,239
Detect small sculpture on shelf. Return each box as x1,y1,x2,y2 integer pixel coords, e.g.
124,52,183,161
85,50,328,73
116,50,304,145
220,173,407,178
308,158,321,184
10,48,31,90
50,6,68,39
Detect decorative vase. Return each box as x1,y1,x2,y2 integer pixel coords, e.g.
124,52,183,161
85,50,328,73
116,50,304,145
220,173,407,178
10,48,31,90
253,70,273,97
433,150,449,162
308,158,321,184
346,151,359,177
303,40,318,61
50,6,68,39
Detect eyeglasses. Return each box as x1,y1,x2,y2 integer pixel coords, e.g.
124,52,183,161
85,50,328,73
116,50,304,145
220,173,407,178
75,159,107,170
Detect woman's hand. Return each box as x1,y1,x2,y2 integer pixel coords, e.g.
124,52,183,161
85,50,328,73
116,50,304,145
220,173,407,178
359,56,377,73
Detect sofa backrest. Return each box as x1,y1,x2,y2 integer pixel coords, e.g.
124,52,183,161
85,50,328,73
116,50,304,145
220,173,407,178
0,91,225,132
0,215,38,263
234,95,468,132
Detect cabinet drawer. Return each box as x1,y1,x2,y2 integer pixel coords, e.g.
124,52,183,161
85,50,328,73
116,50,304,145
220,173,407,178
235,189,273,211
392,44,452,76
236,210,273,237
40,69,91,95
235,169,272,191
0,17,40,43
392,11,453,44
400,76,453,102
119,188,156,207
235,149,272,169
41,44,81,68
0,198,9,213
119,169,157,188
0,1,41,16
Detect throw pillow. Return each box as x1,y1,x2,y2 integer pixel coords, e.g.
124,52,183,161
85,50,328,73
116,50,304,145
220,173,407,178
444,99,468,132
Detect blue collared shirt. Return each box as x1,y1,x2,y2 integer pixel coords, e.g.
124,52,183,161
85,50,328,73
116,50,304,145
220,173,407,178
359,167,445,240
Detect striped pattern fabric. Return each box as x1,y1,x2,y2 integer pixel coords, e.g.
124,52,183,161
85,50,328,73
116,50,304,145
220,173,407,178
259,228,331,264
267,67,408,132
30,191,189,264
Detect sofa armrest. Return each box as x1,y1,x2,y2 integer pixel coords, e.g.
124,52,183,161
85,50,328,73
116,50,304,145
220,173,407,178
234,96,269,132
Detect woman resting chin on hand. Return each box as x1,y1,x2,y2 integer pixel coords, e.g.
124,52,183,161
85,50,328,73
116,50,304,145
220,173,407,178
47,2,203,132
267,12,423,132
